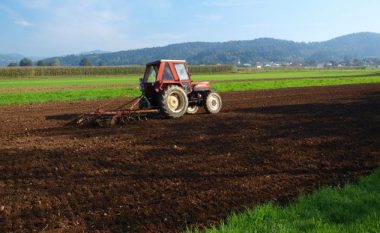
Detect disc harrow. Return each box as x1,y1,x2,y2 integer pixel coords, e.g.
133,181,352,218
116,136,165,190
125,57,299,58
74,96,159,127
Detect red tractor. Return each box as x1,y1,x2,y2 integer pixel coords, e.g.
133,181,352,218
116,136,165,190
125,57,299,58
139,59,222,118
76,60,222,126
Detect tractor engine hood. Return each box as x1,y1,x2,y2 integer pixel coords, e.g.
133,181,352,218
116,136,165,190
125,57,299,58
192,81,211,91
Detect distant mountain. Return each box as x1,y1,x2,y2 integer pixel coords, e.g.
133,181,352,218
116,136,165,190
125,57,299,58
79,50,110,56
42,32,380,66
307,33,380,62
0,53,23,66
0,54,47,66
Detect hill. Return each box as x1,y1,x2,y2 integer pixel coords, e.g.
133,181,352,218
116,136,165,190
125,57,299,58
0,53,24,66
42,32,380,66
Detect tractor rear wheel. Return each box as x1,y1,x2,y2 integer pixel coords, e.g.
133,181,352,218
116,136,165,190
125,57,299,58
186,105,199,114
205,92,222,114
160,85,188,118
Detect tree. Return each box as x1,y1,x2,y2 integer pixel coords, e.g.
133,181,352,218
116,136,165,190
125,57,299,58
98,60,107,66
37,60,47,66
19,58,33,66
50,58,61,66
8,62,18,67
79,58,92,66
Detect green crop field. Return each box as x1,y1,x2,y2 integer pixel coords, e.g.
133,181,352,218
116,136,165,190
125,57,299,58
213,76,380,92
0,76,140,89
0,69,378,89
0,65,236,78
0,69,380,105
1,76,380,105
189,168,380,233
195,69,379,81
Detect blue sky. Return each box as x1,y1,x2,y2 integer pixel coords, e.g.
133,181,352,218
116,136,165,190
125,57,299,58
0,0,379,57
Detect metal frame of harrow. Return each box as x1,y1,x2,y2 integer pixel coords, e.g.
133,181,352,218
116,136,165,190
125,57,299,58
75,96,159,127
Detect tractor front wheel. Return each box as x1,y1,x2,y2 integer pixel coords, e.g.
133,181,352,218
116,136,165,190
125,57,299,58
205,92,222,114
160,85,189,118
186,105,199,114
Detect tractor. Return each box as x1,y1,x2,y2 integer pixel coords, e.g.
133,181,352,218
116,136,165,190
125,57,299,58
75,60,222,127
140,59,222,117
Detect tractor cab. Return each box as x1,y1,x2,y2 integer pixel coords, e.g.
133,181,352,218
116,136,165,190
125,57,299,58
141,60,193,95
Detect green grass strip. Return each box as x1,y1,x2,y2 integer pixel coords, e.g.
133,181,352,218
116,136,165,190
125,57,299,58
1,77,380,105
0,87,141,105
188,168,380,233
195,70,379,82
213,76,380,92
0,76,140,88
0,70,378,89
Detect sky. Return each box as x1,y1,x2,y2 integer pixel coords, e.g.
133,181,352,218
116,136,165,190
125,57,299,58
0,0,379,57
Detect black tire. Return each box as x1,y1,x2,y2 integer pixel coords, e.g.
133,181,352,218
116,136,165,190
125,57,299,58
205,92,222,114
186,105,199,114
160,85,189,118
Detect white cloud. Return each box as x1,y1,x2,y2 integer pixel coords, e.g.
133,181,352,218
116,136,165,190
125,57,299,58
14,19,32,26
24,0,132,55
0,3,33,27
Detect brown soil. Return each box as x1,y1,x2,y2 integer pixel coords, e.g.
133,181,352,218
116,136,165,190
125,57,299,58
0,84,379,233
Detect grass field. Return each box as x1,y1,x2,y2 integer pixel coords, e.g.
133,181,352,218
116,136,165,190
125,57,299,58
0,69,379,89
189,168,380,233
213,76,380,92
1,75,380,105
196,69,379,81
0,69,380,105
0,76,139,88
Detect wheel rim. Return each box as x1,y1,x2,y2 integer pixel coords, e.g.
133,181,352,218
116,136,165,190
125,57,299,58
167,93,183,113
208,94,221,111
187,105,198,113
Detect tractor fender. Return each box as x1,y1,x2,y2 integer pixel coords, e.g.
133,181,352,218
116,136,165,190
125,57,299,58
157,82,184,93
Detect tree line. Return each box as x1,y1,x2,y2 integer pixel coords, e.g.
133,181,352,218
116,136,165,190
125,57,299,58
33,32,380,67
8,58,95,67
7,32,380,67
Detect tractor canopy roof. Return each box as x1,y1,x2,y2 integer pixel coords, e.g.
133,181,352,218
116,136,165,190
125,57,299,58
146,59,187,66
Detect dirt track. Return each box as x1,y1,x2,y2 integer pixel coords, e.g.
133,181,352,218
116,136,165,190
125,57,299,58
0,84,380,232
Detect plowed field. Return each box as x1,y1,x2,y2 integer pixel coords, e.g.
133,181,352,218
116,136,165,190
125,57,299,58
1,84,379,232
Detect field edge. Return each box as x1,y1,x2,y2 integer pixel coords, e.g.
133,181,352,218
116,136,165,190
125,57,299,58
188,168,380,233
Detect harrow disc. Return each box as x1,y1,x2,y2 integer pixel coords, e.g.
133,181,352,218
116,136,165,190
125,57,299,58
73,96,158,128
75,115,111,127
75,112,152,127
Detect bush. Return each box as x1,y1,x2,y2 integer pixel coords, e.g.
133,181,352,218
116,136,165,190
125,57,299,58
19,58,33,67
